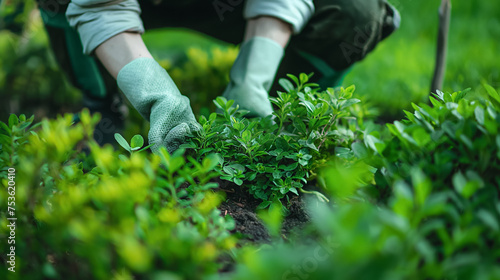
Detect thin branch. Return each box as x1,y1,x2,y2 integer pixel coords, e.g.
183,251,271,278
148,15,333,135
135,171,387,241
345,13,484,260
317,114,337,150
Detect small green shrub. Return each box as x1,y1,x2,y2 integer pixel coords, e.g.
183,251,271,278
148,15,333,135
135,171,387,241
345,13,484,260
365,85,500,271
185,74,360,209
2,77,500,280
225,87,500,280
0,111,236,280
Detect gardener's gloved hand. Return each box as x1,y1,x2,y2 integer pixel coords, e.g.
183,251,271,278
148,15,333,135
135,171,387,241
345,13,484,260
223,37,284,118
117,57,200,154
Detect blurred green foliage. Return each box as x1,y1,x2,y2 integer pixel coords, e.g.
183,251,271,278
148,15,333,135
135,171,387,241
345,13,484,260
225,86,500,280
1,1,500,279
2,86,500,279
345,0,500,119
0,1,80,122
0,111,236,279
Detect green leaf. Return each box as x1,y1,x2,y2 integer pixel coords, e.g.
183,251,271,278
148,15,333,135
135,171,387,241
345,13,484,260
452,172,480,199
484,83,500,103
167,156,185,174
202,153,220,171
0,122,11,136
17,121,31,131
234,178,243,186
340,99,361,110
352,142,368,158
429,96,443,108
0,134,11,145
114,133,131,152
300,100,315,114
411,168,431,207
433,90,445,101
279,78,295,92
275,138,290,150
130,135,145,150
335,147,352,159
459,135,473,149
223,166,236,175
412,127,431,147
179,142,197,149
257,200,271,210
228,163,245,172
286,74,300,87
343,85,355,99
214,96,228,111
455,88,471,101
226,99,235,110
476,209,499,231
8,114,19,128
241,130,252,143
281,162,298,171
365,134,385,154
246,172,257,181
299,73,309,85
118,154,128,162
474,106,485,125
42,262,58,278
293,118,307,135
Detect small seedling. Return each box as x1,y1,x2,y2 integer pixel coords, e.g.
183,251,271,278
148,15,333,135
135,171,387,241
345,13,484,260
114,133,154,155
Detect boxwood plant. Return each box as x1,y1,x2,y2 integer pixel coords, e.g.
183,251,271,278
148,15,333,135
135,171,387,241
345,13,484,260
184,73,360,209
0,111,236,280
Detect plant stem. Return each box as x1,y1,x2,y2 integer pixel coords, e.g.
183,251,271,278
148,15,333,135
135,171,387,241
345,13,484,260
317,115,337,150
300,188,330,203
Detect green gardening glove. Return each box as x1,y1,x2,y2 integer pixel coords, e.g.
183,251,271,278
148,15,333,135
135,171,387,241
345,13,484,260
117,57,200,154
223,36,284,118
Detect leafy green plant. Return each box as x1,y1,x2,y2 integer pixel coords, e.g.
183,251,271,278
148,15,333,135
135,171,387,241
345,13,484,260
228,182,500,280
3,84,500,280
0,114,36,170
114,133,153,156
223,86,500,280
0,111,236,280
360,86,500,277
185,73,360,208
367,86,500,202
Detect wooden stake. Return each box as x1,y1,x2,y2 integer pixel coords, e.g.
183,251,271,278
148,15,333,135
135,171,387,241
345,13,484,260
431,0,452,94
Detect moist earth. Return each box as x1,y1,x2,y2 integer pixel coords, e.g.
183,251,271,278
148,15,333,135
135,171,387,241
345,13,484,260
216,178,311,243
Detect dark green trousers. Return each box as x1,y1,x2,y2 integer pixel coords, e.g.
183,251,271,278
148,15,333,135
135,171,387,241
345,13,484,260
137,0,399,92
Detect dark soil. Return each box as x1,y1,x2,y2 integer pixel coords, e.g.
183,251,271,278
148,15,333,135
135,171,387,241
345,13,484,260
216,179,311,243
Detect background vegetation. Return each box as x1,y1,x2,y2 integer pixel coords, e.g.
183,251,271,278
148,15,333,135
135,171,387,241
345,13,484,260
1,1,499,122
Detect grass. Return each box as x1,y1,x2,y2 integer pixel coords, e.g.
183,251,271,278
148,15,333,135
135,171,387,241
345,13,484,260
142,28,229,63
343,1,500,119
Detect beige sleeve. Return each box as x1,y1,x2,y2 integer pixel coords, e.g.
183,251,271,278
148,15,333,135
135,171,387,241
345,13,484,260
66,0,145,55
244,0,315,34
